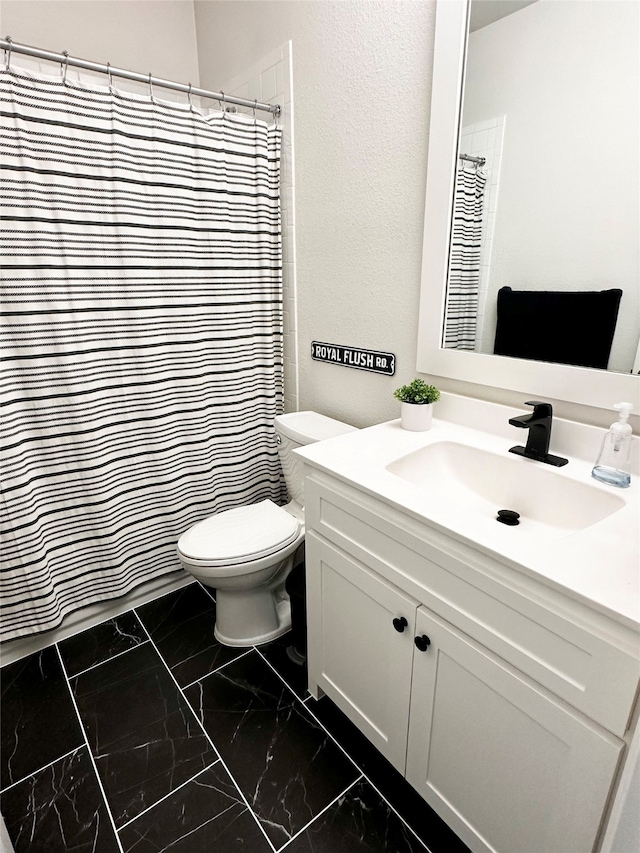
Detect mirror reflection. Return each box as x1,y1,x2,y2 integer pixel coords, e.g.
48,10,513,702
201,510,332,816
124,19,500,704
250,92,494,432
443,0,639,375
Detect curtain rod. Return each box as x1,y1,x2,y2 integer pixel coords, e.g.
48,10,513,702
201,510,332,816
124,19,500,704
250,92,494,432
459,153,486,166
1,36,281,118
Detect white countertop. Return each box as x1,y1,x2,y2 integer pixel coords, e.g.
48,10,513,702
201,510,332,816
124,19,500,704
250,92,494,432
295,404,640,631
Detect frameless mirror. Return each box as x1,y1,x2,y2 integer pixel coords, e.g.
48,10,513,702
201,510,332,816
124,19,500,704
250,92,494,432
417,0,639,411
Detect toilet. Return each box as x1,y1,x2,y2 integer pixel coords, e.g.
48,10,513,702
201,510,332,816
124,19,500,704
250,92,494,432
176,411,356,647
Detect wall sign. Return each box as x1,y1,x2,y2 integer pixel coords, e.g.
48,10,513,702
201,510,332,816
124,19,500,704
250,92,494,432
311,341,396,375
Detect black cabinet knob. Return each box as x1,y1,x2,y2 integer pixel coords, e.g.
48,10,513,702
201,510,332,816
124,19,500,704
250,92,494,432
393,616,408,633
415,635,431,652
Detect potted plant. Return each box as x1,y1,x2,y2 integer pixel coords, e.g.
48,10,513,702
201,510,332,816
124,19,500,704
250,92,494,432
393,378,441,431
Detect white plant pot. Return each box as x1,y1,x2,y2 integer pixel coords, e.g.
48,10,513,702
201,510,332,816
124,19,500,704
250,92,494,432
400,402,433,431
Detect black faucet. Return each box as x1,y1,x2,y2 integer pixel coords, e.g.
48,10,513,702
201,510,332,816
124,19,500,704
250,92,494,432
508,401,568,467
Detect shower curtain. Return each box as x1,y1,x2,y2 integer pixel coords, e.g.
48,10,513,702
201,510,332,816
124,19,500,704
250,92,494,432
444,163,486,349
0,67,286,642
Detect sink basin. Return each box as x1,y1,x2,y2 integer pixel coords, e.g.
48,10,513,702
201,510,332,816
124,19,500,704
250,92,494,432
386,441,625,539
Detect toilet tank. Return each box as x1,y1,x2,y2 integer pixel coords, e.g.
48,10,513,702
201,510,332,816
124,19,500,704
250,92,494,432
274,411,357,507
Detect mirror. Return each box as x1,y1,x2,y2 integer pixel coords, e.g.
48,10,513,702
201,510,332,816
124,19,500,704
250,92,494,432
417,0,639,411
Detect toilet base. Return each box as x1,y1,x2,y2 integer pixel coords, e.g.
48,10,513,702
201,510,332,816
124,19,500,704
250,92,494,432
213,584,292,647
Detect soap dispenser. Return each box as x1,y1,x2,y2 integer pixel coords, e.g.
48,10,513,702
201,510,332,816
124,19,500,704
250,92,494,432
591,402,633,488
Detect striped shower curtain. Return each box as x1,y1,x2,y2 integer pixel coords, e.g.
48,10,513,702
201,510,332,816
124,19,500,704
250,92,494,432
444,163,486,349
0,68,286,642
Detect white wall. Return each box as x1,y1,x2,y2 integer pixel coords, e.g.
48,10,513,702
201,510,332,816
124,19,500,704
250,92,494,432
0,1,200,84
194,0,437,428
463,0,639,373
2,0,636,429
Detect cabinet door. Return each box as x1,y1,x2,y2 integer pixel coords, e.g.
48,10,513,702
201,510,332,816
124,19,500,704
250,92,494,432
406,606,623,853
307,533,418,773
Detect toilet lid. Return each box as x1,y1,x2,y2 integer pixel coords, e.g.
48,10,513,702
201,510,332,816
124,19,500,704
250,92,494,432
177,500,301,565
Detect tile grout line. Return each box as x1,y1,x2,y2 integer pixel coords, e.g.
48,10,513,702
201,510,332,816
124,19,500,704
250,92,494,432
116,760,221,832
300,697,433,853
197,581,216,604
3,594,436,853
65,639,151,679
83,604,434,853
296,684,436,850
0,745,83,794
54,643,126,853
252,645,362,777
136,594,431,852
253,644,315,708
248,647,432,848
132,607,279,853
179,648,254,691
255,649,434,853
276,773,365,852
351,773,434,853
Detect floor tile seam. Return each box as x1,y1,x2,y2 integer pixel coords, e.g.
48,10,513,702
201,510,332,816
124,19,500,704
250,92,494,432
275,773,365,852
179,648,254,690
0,744,84,795
300,698,432,852
200,751,279,853
355,773,434,853
253,647,362,778
294,697,363,776
54,643,126,853
249,648,424,846
197,581,216,604
64,638,151,679
253,643,312,707
115,758,221,832
132,607,279,853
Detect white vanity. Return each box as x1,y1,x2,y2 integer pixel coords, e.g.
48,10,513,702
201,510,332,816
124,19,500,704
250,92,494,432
293,2,639,848
296,396,639,853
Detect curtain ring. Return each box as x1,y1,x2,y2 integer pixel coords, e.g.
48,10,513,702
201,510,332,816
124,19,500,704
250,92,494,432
219,90,226,115
4,36,12,71
187,82,194,113
253,98,258,125
148,72,155,104
106,61,115,94
61,50,69,84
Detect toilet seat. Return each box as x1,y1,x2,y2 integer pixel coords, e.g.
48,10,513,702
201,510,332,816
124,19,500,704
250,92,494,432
177,500,301,567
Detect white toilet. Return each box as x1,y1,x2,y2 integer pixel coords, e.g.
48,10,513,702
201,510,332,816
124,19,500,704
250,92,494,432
176,411,356,647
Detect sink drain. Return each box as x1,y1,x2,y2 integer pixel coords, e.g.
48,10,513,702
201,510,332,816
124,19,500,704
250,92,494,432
497,509,520,526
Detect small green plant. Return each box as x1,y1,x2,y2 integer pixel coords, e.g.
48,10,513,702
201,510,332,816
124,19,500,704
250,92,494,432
393,378,441,405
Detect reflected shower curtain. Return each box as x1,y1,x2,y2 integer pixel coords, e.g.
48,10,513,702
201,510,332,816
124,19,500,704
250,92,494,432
444,164,486,349
0,68,286,641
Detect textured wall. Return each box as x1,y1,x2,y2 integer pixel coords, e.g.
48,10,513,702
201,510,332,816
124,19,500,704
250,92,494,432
0,1,200,84
195,1,436,427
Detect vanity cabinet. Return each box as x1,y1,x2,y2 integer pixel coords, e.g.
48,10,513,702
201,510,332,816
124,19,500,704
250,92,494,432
407,607,622,853
304,472,639,853
307,532,419,771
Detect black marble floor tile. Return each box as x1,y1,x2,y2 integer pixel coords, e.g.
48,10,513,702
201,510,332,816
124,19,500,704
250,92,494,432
136,582,245,687
184,651,360,848
308,697,471,853
118,762,273,853
0,646,84,789
58,611,147,676
286,778,428,853
1,746,120,853
257,632,310,699
71,641,218,828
